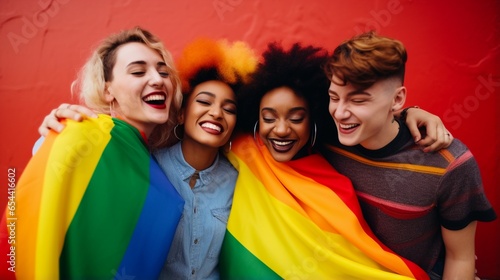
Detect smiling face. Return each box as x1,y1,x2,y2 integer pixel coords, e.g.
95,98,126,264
105,42,174,137
258,86,310,162
328,74,406,149
181,80,237,149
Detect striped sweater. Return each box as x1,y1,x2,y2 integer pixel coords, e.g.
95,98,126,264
320,122,496,274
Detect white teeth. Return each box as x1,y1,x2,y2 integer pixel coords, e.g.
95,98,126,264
272,140,293,146
201,123,221,132
143,94,165,101
340,123,357,129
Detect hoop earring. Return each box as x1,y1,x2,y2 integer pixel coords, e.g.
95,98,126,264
224,141,232,153
253,120,259,140
174,124,183,140
109,100,116,117
310,122,317,147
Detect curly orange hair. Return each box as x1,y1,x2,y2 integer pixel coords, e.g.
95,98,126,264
176,38,258,94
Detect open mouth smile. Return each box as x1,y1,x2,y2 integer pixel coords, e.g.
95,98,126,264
338,122,359,133
200,122,223,134
143,92,166,108
339,123,359,129
269,139,295,152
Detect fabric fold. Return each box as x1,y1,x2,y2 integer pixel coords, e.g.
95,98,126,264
0,115,184,280
219,134,428,280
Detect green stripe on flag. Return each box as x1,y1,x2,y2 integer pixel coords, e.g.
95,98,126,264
219,231,281,280
60,120,150,278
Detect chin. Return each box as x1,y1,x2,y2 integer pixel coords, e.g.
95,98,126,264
150,115,169,125
338,137,358,147
270,152,293,162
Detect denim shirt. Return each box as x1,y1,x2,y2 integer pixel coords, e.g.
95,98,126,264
155,142,236,280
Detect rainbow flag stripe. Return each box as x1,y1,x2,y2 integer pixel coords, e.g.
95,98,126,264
0,115,184,280
219,135,428,280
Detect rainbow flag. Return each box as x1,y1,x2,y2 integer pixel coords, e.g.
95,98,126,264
219,135,428,280
0,114,184,280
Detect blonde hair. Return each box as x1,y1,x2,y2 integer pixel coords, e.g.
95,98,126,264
325,31,407,89
72,26,182,149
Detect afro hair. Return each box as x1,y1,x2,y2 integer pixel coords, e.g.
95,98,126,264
236,42,334,139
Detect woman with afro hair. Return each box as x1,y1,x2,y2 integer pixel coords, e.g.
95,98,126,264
218,42,432,279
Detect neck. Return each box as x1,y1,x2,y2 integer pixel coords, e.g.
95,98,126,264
361,117,400,150
180,140,219,171
116,115,154,139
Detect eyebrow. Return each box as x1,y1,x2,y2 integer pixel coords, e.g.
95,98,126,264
196,91,237,105
328,89,371,97
126,61,167,67
261,106,307,113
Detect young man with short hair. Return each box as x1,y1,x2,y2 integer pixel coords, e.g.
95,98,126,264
321,31,496,280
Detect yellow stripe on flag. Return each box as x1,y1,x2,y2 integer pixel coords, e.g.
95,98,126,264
35,115,113,279
226,136,417,279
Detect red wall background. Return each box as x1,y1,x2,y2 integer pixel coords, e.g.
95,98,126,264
0,0,498,278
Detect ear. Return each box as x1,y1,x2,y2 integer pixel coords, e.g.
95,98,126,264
177,108,185,125
104,82,114,103
392,86,407,111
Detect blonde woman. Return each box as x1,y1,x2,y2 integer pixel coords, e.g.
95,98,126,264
0,27,184,279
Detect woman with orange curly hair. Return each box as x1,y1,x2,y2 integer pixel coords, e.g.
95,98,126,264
154,38,258,279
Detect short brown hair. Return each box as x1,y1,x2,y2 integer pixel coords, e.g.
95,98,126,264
324,31,407,89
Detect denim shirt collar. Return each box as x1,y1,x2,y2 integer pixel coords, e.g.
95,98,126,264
169,142,220,187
